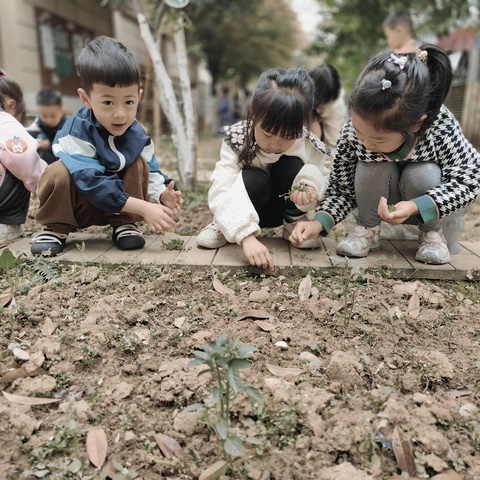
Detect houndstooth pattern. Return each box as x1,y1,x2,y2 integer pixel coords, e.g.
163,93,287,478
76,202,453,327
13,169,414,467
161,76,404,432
318,106,480,223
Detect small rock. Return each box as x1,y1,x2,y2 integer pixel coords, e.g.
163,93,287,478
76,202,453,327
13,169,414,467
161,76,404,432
299,351,322,369
12,348,30,361
458,402,478,418
249,290,270,302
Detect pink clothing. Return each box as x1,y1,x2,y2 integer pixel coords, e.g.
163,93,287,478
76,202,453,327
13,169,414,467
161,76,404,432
0,111,46,193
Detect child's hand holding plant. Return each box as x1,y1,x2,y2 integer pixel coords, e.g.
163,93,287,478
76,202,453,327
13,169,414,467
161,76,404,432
285,184,316,206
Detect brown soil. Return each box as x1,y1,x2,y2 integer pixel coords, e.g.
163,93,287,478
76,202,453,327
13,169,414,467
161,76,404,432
1,134,480,480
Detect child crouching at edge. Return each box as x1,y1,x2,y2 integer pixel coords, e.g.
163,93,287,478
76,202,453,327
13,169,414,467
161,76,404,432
289,44,480,265
31,36,183,256
0,70,47,247
196,67,330,270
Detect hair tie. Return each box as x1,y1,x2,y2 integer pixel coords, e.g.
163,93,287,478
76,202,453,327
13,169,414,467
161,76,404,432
388,53,407,70
381,79,392,90
415,49,428,64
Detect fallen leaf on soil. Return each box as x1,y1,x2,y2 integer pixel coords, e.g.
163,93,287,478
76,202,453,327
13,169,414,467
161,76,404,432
0,291,12,307
212,277,234,295
429,470,464,479
0,464,11,472
298,274,312,301
153,432,182,458
235,309,271,321
41,317,57,336
86,427,108,469
408,292,420,318
1,390,61,405
307,303,321,318
0,366,47,383
254,320,277,331
265,364,303,378
392,425,416,476
198,459,228,480
329,301,344,315
444,388,472,398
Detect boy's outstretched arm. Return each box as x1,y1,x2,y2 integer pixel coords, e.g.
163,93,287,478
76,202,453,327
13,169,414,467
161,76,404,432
160,181,183,214
288,220,324,247
122,197,176,233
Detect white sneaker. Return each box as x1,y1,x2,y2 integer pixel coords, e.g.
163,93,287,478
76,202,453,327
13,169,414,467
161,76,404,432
415,230,451,264
196,222,227,249
0,224,24,247
336,225,381,257
282,221,322,249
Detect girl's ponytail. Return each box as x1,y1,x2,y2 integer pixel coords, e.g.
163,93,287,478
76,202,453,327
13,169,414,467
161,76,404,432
419,43,452,133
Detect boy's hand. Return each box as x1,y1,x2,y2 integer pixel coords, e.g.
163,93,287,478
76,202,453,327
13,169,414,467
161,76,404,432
160,181,183,214
38,139,50,150
377,196,419,225
290,185,316,206
241,235,273,270
288,220,323,247
142,202,176,232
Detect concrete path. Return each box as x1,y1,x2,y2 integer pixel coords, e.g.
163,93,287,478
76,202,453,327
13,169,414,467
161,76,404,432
4,232,480,280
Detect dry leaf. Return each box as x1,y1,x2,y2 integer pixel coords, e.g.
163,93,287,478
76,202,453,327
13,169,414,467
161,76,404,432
86,428,108,469
2,390,61,405
212,277,234,296
198,459,229,480
235,309,271,321
329,301,344,315
254,320,277,331
307,303,321,319
392,425,416,476
41,317,57,336
298,274,312,301
0,366,47,383
408,292,420,319
265,363,303,378
153,433,182,458
0,291,12,307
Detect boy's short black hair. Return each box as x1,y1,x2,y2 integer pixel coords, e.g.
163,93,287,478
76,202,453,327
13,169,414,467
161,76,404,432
383,11,413,32
77,36,141,93
36,87,63,106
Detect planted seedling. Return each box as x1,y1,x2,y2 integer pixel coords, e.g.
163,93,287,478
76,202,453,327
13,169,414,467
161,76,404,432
185,333,264,459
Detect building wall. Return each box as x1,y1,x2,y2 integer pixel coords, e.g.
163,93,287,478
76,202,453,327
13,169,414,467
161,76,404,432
0,0,112,117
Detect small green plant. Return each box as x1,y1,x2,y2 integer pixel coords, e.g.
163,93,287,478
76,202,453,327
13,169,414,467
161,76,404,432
76,241,86,252
388,204,397,212
279,183,310,200
185,333,264,459
162,238,185,251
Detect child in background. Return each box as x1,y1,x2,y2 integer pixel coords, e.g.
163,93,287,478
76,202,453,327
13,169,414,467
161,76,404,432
197,67,330,270
31,36,182,256
309,63,346,158
383,11,417,53
27,87,68,164
0,69,47,246
289,44,480,265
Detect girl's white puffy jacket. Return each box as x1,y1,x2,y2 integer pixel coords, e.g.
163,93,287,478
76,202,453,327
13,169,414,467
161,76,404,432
0,111,47,193
208,121,330,245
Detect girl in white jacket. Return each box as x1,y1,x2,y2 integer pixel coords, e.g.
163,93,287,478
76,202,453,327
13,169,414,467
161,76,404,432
197,67,330,270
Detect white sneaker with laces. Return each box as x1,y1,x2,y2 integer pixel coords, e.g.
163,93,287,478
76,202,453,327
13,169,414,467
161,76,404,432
282,221,322,249
336,225,381,257
196,222,227,249
415,230,451,264
0,224,24,247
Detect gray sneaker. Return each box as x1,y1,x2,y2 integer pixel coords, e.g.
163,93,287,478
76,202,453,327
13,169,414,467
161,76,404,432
415,230,451,264
336,225,381,257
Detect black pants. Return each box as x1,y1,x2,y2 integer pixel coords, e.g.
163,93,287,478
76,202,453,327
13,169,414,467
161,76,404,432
242,155,304,228
0,171,30,225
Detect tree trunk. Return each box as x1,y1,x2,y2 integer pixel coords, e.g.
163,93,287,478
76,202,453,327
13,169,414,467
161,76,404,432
173,12,197,189
134,5,194,188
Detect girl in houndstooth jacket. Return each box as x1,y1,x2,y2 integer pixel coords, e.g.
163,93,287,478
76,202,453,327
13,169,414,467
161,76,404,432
289,43,480,265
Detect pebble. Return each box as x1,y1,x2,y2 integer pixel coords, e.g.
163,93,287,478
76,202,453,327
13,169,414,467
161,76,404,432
12,347,30,361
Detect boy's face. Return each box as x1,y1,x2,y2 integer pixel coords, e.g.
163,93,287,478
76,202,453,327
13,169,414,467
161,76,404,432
38,104,64,128
383,26,407,51
78,83,142,137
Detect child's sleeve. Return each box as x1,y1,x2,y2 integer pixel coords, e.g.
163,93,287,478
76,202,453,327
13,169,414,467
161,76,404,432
0,112,47,193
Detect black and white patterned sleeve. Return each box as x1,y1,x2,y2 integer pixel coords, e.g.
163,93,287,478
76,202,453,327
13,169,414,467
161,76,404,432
426,108,480,218
316,123,359,224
